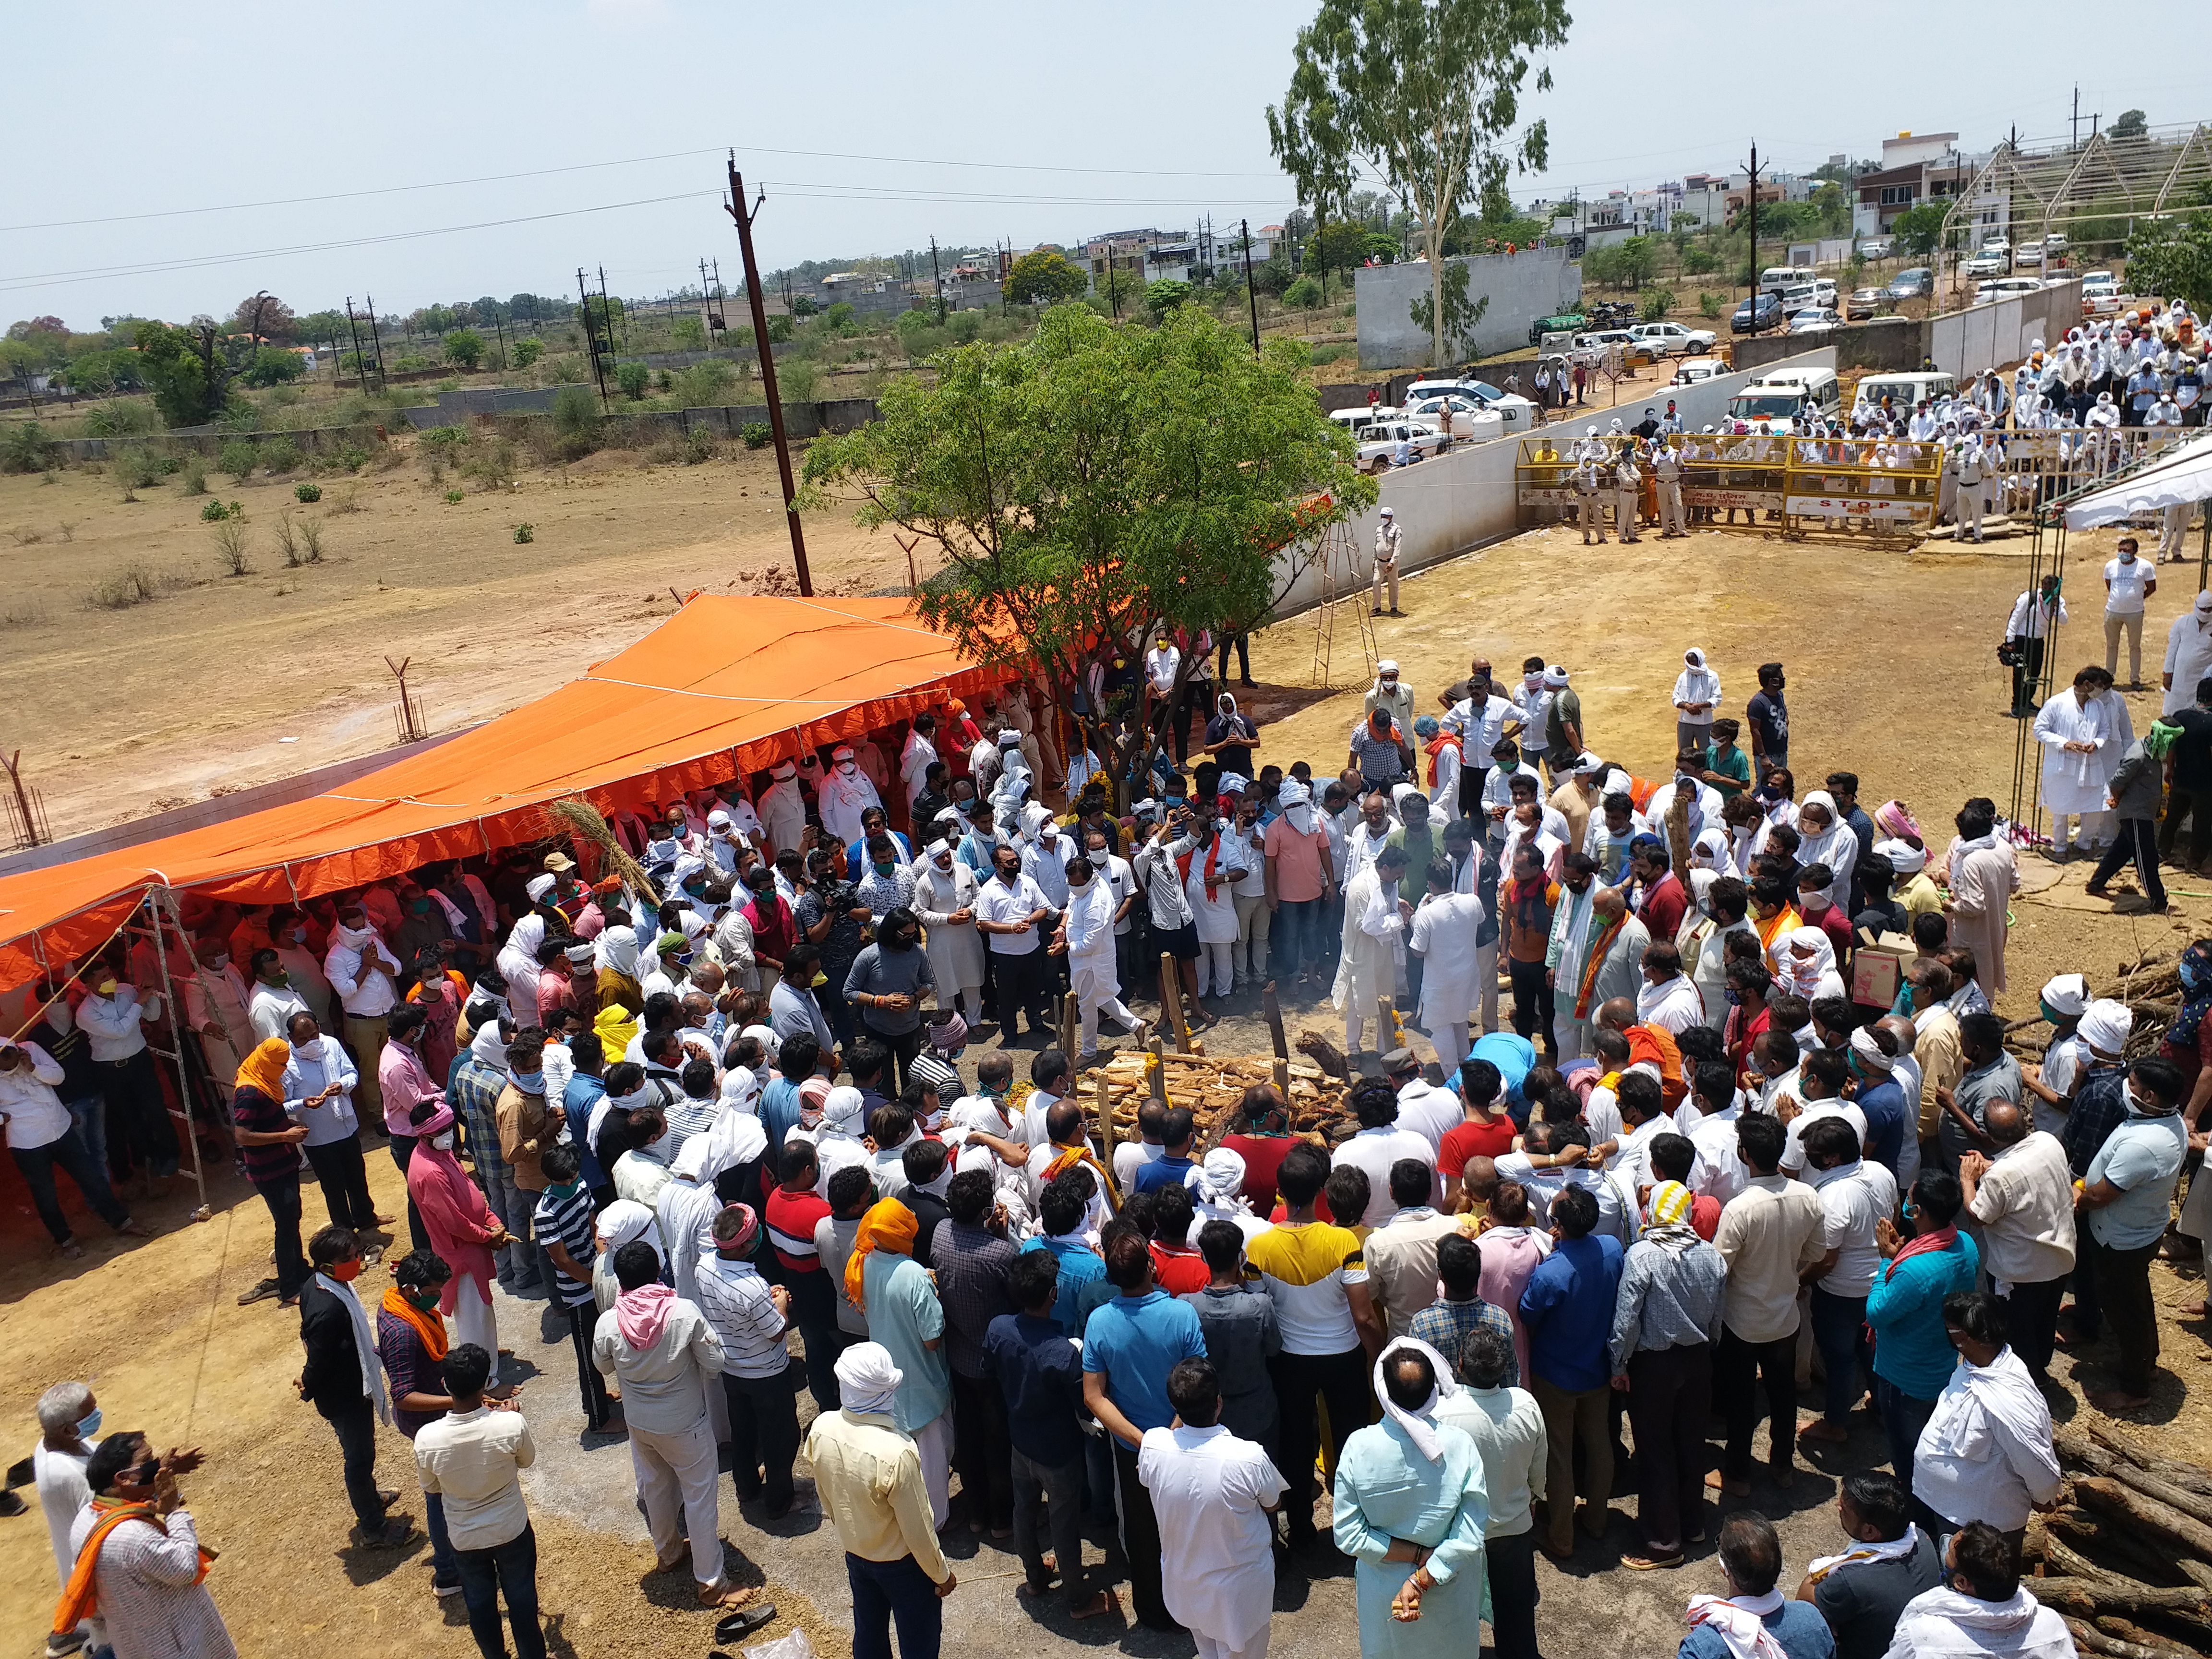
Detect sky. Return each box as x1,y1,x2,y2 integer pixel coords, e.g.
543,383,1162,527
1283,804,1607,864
6,0,2203,331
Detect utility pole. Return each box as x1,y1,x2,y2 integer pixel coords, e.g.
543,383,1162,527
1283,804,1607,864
343,298,367,387
928,237,945,324
1744,144,1760,328
362,292,387,391
598,265,621,358
1240,218,1261,357
725,152,813,597
2071,85,2080,149
490,301,509,371
577,267,610,409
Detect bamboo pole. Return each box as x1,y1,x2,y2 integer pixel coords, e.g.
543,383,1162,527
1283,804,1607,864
1059,989,1078,1068
1160,952,1191,1052
1262,980,1291,1093
1148,1033,1168,1106
1095,1070,1118,1182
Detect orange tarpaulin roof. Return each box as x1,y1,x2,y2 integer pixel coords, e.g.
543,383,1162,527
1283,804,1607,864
0,595,1002,991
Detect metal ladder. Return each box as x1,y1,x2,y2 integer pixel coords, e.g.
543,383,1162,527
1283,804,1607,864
1310,519,1380,690
119,885,218,1222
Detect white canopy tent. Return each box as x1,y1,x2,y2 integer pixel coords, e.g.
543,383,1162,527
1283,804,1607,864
2061,433,2212,529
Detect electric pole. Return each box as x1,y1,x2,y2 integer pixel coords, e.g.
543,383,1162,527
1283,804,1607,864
2071,85,2080,149
578,268,610,408
725,152,813,598
1240,218,1261,357
929,237,944,324
1744,144,1760,329
362,293,387,390
343,298,367,387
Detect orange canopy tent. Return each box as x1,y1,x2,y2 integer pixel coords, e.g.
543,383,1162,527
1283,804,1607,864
0,595,1003,992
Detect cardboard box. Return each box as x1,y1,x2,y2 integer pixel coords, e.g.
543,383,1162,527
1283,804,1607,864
1851,931,1914,1008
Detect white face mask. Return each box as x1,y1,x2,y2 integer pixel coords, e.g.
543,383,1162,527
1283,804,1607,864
838,760,856,774
432,1131,457,1151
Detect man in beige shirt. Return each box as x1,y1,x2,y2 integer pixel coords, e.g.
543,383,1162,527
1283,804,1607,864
1362,1160,1465,1337
414,1342,547,1658
1709,1113,1826,1496
805,1341,955,1654
1909,960,1964,1149
1959,1100,2077,1389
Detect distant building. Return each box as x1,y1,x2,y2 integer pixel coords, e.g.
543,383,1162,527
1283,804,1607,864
1851,131,1980,237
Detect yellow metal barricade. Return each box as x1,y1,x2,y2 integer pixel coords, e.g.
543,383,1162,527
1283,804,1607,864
1679,433,1788,523
1779,437,1941,537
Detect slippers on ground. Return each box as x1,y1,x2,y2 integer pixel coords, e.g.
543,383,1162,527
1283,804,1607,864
713,1602,777,1641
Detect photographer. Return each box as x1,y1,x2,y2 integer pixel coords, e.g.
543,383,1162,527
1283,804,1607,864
2002,575,2067,720
794,846,871,1049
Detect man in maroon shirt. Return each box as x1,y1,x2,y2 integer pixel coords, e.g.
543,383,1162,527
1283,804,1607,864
1631,842,1688,944
1218,1084,1301,1214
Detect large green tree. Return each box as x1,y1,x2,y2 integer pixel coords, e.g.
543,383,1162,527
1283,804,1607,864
798,303,1376,788
1890,202,1948,259
2127,206,2212,312
132,319,233,425
1003,248,1090,305
1269,0,1571,368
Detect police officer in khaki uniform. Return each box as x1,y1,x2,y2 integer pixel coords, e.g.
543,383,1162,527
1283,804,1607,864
1574,456,1607,545
1654,437,1687,537
1614,447,1643,544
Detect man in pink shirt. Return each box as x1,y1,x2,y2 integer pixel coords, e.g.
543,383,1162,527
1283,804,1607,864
1262,780,1335,989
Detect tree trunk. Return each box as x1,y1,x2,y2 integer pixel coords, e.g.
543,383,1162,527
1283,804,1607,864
2045,1508,2197,1587
2059,1431,2212,1531
2074,1475,2212,1562
2097,1616,2199,1657
2029,1577,2212,1634
2066,1616,2188,1659
2085,1420,2212,1501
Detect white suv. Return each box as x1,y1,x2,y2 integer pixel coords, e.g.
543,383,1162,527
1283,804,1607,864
1629,321,1718,357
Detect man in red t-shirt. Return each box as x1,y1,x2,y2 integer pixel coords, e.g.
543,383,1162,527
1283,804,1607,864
1439,1057,1519,1209
1219,1083,1301,1214
762,1140,840,1408
1146,1183,1212,1293
1631,842,1688,944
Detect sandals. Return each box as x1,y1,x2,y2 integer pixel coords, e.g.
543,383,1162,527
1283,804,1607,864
237,1278,282,1306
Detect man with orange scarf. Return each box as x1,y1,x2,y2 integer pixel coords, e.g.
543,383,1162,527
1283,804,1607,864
848,1196,957,1528
56,1431,231,1659
231,1035,314,1308
377,1247,467,1599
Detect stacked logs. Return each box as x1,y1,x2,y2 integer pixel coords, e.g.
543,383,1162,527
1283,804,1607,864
2024,1423,2212,1657
1083,1045,1359,1151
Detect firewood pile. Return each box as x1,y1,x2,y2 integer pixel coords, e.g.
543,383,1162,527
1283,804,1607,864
2025,1422,2212,1656
2003,951,2180,1066
1078,1033,1364,1151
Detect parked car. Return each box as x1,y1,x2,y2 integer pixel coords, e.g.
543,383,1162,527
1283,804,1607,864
2044,232,2068,254
1402,378,1536,434
1672,357,1727,386
1852,370,1956,421
1787,307,1842,335
1975,277,2043,303
2015,244,2045,268
1327,407,1386,442
1574,328,1640,358
2082,271,2121,316
1845,287,1885,320
1961,252,2007,277
1887,267,1934,299
1731,293,1783,334
1355,420,1449,473
1859,237,1894,260
1980,237,2012,257
1404,396,1507,443
1629,320,1718,357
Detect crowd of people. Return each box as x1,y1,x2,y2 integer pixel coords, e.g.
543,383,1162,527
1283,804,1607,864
12,624,2212,1659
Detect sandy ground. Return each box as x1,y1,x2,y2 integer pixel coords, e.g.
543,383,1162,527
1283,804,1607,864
7,501,2212,1657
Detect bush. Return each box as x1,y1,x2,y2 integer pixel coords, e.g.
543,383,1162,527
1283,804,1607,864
740,421,772,450
1683,246,1718,276
683,426,716,465
513,522,534,543
668,359,734,408
1698,291,1725,319
294,481,321,502
444,328,486,371
777,359,822,402
511,338,543,369
1,421,57,474
546,355,587,384
299,518,324,563
212,519,251,575
260,436,301,473
615,361,650,400
1282,275,1323,310
84,562,178,610
200,498,231,521
551,385,600,440
328,485,363,514
117,447,163,489
420,424,469,451
461,435,517,490
335,444,368,473
444,488,464,503
391,354,433,373
1640,289,1674,323
274,512,300,566
181,457,207,495
218,440,259,481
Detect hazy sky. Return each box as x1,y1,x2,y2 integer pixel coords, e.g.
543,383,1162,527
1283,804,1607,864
6,0,2199,329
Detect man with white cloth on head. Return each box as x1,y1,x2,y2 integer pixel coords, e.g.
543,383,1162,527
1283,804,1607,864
1678,1510,1836,1659
1910,1291,2060,1543
899,715,939,812
913,839,986,1022
1054,852,1143,1064
758,761,807,858
1332,1335,1490,1659
1138,1356,1286,1659
817,746,882,848
1186,1148,1271,1245
1334,845,1414,1058
1881,1520,2072,1659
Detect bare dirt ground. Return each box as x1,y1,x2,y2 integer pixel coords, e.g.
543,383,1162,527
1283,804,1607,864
6,491,2211,1658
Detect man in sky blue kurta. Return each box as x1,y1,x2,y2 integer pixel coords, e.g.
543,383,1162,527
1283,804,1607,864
1332,1335,1489,1659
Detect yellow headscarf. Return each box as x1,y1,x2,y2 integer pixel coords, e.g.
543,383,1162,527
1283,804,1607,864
235,1035,291,1100
594,1002,640,1063
844,1198,918,1313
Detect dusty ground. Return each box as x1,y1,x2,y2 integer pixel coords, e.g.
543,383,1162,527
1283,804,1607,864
6,498,2212,1657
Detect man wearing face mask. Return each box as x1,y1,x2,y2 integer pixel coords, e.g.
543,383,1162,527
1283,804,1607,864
1053,854,1145,1064
2076,1055,2190,1413
846,906,938,1092
818,745,883,848
757,761,808,861
977,844,1055,1042
326,903,403,1139
298,1225,419,1548
407,1098,518,1393
247,946,311,1045
1544,854,1604,1060
1202,692,1260,781
914,836,985,1021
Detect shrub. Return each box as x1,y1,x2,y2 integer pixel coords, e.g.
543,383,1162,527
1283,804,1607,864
181,457,208,495
546,355,587,384
1698,291,1725,319
615,361,650,400
260,436,301,473
117,447,163,489
1282,275,1323,310
683,426,716,464
218,440,259,481
299,518,324,563
294,481,321,502
274,512,300,566
741,421,772,450
445,488,464,503
85,562,178,610
212,518,251,575
9,525,41,545
421,424,469,451
200,498,231,521
1640,289,1674,323
550,384,600,453
460,435,517,490
511,338,543,369
444,327,486,371
391,354,433,373
777,359,822,402
513,522,534,543
1,421,57,474
328,485,363,514
668,359,734,408
159,455,181,474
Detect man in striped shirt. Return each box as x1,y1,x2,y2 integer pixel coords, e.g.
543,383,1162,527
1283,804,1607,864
765,1141,841,1409
532,1145,612,1431
693,1203,798,1517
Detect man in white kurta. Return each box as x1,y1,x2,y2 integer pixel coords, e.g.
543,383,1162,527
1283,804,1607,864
899,719,939,809
1058,857,1142,1061
757,762,807,857
1543,863,1600,1059
1138,1364,1286,1659
1409,878,1487,1072
912,844,985,1019
2164,591,2212,717
1944,812,2020,995
2032,673,2123,857
1334,848,1412,1058
816,746,882,848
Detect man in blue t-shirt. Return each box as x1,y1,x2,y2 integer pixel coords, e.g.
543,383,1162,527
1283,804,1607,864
1682,1513,1835,1659
1082,1231,1206,1633
1130,1106,1199,1195
1747,663,1789,778
1517,1182,1624,1559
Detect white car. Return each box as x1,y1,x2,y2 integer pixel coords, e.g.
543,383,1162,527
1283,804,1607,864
1402,378,1535,434
1787,307,1842,335
1404,395,1504,442
1961,252,2007,277
2016,244,2045,269
2082,273,2121,317
1629,321,1718,357
1356,420,1449,473
1671,357,1727,386
1859,237,1894,260
1981,238,2012,258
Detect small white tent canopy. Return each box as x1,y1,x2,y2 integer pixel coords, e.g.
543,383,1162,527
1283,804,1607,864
2062,433,2212,529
